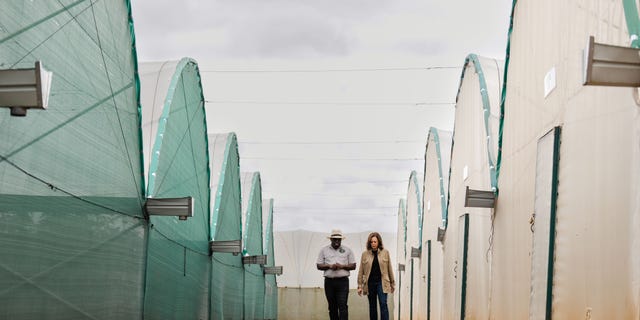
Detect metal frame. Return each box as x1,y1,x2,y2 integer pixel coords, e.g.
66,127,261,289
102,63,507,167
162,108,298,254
0,61,52,116
583,35,640,87
242,255,267,265
209,239,242,255
144,196,194,220
464,186,496,208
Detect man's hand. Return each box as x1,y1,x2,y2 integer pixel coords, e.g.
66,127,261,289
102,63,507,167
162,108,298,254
331,263,342,270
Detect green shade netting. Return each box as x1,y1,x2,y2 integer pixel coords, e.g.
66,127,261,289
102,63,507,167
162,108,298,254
209,133,244,319
0,1,145,319
140,58,210,319
262,198,277,320
241,172,265,320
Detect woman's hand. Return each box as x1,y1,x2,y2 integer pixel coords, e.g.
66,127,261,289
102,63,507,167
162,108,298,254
357,287,363,296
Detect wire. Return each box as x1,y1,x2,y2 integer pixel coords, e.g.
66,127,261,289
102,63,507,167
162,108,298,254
275,211,397,216
322,180,407,184
270,193,405,197
238,140,422,145
200,66,461,73
205,100,454,106
277,206,397,210
242,157,422,161
260,180,407,186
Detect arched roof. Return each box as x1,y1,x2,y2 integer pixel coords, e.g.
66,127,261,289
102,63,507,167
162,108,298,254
208,132,241,241
262,198,278,320
241,171,264,256
424,127,452,227
240,171,265,320
140,57,209,196
208,132,243,319
139,57,210,319
397,198,407,260
455,54,503,192
406,170,423,249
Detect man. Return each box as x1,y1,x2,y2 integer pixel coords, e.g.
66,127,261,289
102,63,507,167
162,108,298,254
316,229,357,320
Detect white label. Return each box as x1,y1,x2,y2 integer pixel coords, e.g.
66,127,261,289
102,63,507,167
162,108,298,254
463,165,469,181
544,67,556,98
427,200,431,211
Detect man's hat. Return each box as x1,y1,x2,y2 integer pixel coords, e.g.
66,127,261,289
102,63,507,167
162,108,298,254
328,229,346,239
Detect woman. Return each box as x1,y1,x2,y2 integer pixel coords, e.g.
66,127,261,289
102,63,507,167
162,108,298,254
357,232,395,320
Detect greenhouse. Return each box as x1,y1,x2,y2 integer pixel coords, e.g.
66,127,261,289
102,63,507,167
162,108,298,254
262,198,278,320
0,2,145,318
139,57,210,319
208,132,243,319
240,172,265,320
489,0,640,318
393,198,408,320
392,171,423,320
419,127,452,320
440,54,503,320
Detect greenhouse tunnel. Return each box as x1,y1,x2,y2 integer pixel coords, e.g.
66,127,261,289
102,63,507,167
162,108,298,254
490,1,640,318
139,57,211,319
0,1,146,319
419,127,452,320
208,132,244,319
262,198,278,320
394,198,408,320
442,54,503,320
240,171,265,320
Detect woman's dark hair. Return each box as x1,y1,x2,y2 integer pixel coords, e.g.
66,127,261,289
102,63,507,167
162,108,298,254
366,232,384,250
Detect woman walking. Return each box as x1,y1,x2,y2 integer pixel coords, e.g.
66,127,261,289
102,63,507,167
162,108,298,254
357,232,395,320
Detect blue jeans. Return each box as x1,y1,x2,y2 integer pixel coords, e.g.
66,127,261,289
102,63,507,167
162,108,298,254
367,280,389,320
324,277,349,320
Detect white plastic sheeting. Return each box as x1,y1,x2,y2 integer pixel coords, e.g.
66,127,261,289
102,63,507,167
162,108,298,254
491,0,640,318
139,58,202,190
420,128,452,320
392,172,423,320
394,199,408,320
444,54,503,320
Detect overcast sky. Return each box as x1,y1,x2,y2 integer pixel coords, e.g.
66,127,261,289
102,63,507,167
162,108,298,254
131,0,512,233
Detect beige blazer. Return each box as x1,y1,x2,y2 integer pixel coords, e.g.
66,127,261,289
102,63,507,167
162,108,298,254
356,248,395,295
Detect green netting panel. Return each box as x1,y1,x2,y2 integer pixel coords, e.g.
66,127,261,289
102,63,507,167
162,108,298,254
262,198,278,320
208,133,243,319
140,58,210,319
0,1,146,319
241,172,265,320
144,229,210,319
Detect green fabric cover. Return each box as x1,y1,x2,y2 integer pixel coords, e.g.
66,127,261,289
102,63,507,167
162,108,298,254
142,58,210,319
0,1,145,319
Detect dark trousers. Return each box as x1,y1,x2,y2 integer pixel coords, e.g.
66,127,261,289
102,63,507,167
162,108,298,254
324,277,349,320
367,280,389,320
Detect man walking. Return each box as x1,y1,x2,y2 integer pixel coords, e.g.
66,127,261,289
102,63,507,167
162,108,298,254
317,229,356,320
